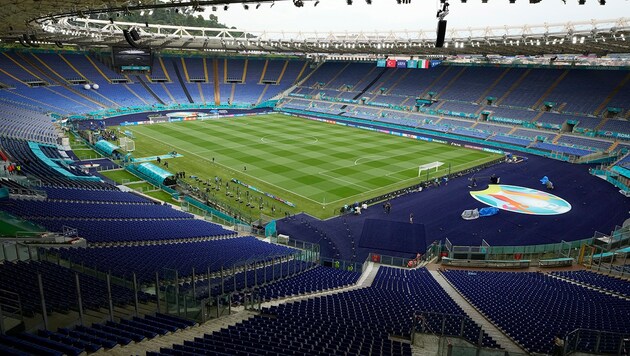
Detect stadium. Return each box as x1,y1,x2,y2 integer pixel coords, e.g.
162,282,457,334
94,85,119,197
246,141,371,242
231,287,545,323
0,0,629,355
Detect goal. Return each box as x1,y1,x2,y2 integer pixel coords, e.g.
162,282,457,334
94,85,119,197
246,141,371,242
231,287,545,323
418,161,444,177
119,137,135,152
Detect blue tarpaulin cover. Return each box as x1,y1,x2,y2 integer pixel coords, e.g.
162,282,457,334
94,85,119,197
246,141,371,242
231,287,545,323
479,207,499,217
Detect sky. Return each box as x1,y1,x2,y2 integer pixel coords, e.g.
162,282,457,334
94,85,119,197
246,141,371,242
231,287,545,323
207,0,629,32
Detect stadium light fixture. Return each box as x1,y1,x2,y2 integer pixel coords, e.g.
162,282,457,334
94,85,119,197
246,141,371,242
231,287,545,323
293,0,304,7
243,4,249,10
599,0,605,4
224,5,228,10
366,0,372,4
578,0,585,4
347,0,353,5
256,3,261,9
314,0,320,6
270,2,275,7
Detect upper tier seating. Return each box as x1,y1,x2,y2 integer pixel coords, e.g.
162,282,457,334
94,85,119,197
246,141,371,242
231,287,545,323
30,218,234,243
55,236,298,283
40,186,150,203
0,199,191,220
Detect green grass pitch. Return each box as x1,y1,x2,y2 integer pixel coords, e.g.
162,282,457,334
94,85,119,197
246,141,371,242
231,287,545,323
121,113,501,219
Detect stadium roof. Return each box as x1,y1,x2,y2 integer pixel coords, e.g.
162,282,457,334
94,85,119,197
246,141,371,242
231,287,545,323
2,0,630,56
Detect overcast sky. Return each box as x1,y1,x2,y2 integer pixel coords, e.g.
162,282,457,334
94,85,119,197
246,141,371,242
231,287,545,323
208,0,628,32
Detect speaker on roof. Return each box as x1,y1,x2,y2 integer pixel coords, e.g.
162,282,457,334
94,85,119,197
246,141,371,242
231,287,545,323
435,20,447,48
123,29,139,48
129,28,141,41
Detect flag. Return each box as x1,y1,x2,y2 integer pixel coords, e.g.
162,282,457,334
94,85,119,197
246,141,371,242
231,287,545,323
419,59,430,69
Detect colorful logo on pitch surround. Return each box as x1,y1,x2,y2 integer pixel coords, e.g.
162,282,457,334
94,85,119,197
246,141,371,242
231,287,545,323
470,185,571,215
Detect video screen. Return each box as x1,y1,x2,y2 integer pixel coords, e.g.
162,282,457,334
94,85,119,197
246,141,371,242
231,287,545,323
112,47,152,71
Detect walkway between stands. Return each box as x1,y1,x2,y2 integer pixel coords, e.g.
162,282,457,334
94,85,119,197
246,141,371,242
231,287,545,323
429,270,524,354
94,262,381,355
95,310,257,356
260,261,380,309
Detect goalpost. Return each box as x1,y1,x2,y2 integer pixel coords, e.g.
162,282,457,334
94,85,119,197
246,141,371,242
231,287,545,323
418,161,444,177
119,137,135,152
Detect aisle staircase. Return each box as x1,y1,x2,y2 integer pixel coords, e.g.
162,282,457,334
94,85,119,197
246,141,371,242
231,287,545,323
430,270,525,354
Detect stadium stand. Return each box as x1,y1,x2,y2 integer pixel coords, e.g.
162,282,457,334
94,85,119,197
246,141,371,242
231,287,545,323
253,264,360,301
156,267,499,356
441,270,630,354
1,47,630,356
0,260,152,316
0,313,196,355
29,218,235,243
54,236,298,283
550,270,630,297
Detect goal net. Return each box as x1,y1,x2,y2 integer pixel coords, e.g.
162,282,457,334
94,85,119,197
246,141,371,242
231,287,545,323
119,137,135,152
418,161,444,177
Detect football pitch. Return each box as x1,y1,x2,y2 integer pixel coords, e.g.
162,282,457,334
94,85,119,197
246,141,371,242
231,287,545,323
123,113,501,219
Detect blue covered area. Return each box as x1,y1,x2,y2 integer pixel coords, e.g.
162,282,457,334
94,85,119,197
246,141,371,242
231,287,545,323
478,207,499,217
358,219,426,256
